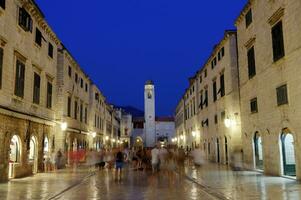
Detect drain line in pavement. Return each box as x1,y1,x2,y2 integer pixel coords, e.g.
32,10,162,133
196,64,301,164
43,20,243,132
47,172,96,200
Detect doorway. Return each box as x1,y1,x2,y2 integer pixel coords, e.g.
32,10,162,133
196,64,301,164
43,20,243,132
9,135,21,179
29,136,38,173
281,133,296,176
253,132,263,170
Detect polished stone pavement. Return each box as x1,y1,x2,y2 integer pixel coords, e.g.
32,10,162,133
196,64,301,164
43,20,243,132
0,164,301,200
185,163,301,200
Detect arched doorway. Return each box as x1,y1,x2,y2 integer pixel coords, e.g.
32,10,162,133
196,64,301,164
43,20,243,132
29,136,38,173
253,132,263,170
224,136,228,164
9,135,21,179
216,138,220,163
280,132,296,176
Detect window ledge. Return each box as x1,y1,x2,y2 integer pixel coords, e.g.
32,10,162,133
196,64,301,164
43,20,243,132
273,56,285,65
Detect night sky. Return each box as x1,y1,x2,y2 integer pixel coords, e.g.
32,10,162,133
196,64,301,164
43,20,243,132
36,0,247,116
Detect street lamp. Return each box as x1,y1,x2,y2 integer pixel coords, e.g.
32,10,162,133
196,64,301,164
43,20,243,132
192,131,196,137
61,122,67,131
91,132,96,138
105,136,109,141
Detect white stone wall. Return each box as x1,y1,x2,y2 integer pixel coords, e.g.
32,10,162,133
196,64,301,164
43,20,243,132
236,0,301,179
155,121,175,144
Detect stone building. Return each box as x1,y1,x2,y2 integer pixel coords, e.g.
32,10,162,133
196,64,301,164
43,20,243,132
131,81,175,148
88,84,106,150
175,30,242,165
0,0,60,181
236,0,301,179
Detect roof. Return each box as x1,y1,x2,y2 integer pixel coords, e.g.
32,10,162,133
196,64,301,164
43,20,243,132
155,116,175,122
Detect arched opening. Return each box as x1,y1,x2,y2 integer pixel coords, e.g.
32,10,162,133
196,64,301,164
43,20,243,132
224,136,228,164
43,136,50,172
9,135,21,179
280,132,296,176
216,138,220,163
29,136,38,173
253,132,263,170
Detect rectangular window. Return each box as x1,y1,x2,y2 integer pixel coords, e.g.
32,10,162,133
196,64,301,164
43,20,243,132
199,91,203,109
0,48,3,89
80,78,83,88
219,74,225,97
214,114,218,124
0,0,5,9
247,46,256,78
74,100,78,119
85,83,88,92
213,80,217,102
18,7,32,32
204,89,208,107
218,52,221,61
67,97,71,117
94,114,97,127
250,97,258,113
84,107,87,124
245,9,252,28
14,59,25,98
276,84,288,106
272,21,285,62
46,82,52,108
199,75,202,83
48,43,53,58
221,47,225,57
75,73,78,83
204,69,207,77
33,73,40,104
35,28,42,46
68,66,72,77
80,103,83,122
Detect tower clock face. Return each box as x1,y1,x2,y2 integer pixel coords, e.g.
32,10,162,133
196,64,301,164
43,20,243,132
147,91,152,99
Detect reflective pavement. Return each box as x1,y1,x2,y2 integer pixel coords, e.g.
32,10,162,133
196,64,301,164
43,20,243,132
185,163,301,200
1,164,301,200
0,166,215,200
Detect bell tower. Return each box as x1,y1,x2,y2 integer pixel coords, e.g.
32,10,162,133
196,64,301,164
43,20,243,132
144,80,156,147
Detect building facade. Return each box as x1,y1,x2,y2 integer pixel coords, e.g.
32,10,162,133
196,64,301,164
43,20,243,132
0,0,60,181
0,0,116,182
236,0,301,179
175,31,242,165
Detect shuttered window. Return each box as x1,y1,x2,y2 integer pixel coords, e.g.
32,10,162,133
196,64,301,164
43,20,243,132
35,28,42,46
272,21,285,62
46,82,52,108
67,97,71,117
250,97,258,113
245,9,252,28
74,101,78,119
19,7,32,32
213,80,217,102
33,73,40,104
0,0,5,9
48,43,54,58
276,84,288,106
220,74,225,97
14,59,25,98
247,46,256,78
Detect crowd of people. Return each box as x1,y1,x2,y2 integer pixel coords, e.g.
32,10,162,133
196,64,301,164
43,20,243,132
43,143,210,181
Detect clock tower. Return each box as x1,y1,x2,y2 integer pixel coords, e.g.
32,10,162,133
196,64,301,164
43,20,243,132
144,80,156,147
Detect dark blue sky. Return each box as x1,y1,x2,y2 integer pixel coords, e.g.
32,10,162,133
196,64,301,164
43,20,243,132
36,0,247,116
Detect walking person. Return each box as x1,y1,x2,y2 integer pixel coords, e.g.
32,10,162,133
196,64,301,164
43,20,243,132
151,143,160,174
115,148,124,181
